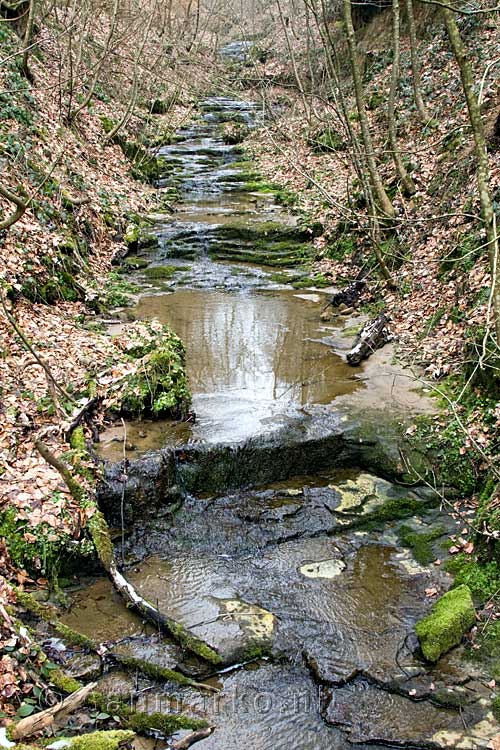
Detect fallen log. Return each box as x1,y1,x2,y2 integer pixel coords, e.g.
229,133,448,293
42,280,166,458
172,727,214,749
108,562,222,666
329,279,365,309
9,682,97,740
346,313,392,366
35,439,222,667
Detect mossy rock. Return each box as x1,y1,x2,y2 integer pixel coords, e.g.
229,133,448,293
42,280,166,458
47,730,135,750
69,426,86,452
213,220,310,243
143,265,177,279
136,231,159,250
124,224,140,249
117,331,191,420
221,121,251,144
415,584,476,662
398,524,446,565
120,256,149,271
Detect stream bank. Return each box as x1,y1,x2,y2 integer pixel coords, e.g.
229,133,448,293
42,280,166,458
37,97,499,748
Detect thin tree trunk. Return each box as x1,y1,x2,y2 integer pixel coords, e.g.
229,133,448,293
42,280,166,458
69,0,120,122
404,0,429,121
21,0,36,79
308,0,395,285
442,7,500,344
342,0,395,218
0,182,27,230
104,13,153,144
389,0,416,195
276,0,312,123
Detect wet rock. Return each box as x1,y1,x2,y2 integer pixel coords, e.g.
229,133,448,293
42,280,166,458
111,635,209,680
64,651,101,681
323,679,487,747
99,406,436,524
416,585,476,662
299,558,346,578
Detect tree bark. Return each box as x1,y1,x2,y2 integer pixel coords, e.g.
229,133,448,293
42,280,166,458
276,0,312,123
389,0,416,195
342,0,395,218
0,182,27,230
442,7,500,344
404,0,429,121
21,0,36,79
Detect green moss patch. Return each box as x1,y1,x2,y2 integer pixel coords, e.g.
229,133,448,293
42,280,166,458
143,265,177,279
415,584,476,662
119,255,149,271
57,730,135,750
398,524,446,565
89,692,207,738
308,128,348,153
445,554,500,602
111,323,191,420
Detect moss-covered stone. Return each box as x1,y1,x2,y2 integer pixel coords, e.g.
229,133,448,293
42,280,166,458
124,224,140,249
50,667,82,694
143,265,177,279
116,329,191,420
415,584,476,662
221,121,250,144
120,256,149,271
308,128,347,153
50,730,135,750
398,524,446,565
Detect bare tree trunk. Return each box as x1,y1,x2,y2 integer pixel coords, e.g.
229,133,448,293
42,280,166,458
306,0,395,284
21,0,36,79
276,0,312,123
104,12,153,144
442,7,500,344
404,0,429,121
389,0,416,195
0,182,27,230
69,0,120,123
342,0,395,218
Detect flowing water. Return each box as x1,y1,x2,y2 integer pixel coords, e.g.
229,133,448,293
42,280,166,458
63,98,497,749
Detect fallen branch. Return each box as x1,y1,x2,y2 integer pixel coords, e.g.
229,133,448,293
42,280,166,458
172,727,214,749
329,279,365,309
346,313,392,365
34,440,222,667
9,682,97,740
65,396,101,441
34,438,85,502
108,562,222,666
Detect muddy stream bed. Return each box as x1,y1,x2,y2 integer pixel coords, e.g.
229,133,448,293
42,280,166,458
59,98,497,749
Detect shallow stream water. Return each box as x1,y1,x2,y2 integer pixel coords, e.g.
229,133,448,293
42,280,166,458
64,97,497,749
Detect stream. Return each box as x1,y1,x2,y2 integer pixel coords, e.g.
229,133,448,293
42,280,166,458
61,97,496,749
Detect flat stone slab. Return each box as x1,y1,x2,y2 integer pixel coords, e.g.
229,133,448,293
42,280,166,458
323,679,490,748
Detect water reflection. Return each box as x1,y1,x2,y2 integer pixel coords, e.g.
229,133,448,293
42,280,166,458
131,288,359,444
